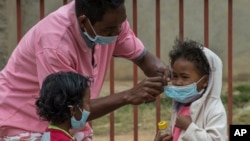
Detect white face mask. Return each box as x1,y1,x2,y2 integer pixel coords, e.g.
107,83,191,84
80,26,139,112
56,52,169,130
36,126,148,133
83,19,117,45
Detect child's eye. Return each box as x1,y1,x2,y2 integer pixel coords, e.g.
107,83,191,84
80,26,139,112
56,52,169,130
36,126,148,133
172,75,178,80
182,76,190,79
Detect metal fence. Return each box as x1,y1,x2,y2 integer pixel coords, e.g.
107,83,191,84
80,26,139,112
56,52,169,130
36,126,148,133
14,0,234,140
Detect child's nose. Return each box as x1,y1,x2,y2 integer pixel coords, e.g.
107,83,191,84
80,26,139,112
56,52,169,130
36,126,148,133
172,79,183,86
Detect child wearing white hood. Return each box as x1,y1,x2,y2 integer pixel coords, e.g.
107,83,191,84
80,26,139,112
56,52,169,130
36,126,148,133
154,38,227,141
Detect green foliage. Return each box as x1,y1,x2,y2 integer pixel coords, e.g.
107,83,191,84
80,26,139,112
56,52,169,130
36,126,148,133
92,94,173,136
222,83,250,124
221,84,250,108
234,84,250,92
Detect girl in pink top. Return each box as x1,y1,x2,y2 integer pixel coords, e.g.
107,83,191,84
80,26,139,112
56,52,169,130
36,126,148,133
154,38,227,141
36,72,91,141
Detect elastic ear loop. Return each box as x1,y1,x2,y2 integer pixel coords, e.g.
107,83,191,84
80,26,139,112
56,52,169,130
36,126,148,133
77,105,84,113
196,75,206,84
86,18,97,36
68,105,84,113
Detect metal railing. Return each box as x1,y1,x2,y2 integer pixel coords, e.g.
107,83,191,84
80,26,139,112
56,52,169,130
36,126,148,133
14,0,233,140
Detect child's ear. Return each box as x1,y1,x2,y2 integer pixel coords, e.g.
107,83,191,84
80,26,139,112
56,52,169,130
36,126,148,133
69,106,77,116
202,75,209,88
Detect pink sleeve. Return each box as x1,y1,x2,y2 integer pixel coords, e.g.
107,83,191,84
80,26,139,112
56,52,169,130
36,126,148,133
113,20,145,60
36,48,77,87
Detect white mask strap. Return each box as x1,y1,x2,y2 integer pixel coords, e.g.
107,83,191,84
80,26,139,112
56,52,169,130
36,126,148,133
196,75,206,84
86,19,97,36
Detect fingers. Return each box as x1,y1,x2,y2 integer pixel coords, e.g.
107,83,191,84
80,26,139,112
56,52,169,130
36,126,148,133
156,65,171,85
162,135,173,141
127,76,164,105
144,76,163,82
154,132,162,141
143,76,164,88
142,77,164,97
154,132,173,141
142,92,157,103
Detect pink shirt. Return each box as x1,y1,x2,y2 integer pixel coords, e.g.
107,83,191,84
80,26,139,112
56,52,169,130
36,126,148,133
173,105,190,141
0,1,144,136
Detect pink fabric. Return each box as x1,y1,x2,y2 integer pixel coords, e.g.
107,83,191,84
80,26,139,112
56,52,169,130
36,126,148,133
43,128,76,141
173,105,190,141
70,124,93,141
0,0,144,137
0,132,42,141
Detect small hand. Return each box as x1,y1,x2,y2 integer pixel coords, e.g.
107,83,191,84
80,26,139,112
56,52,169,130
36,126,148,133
154,131,173,141
175,115,192,130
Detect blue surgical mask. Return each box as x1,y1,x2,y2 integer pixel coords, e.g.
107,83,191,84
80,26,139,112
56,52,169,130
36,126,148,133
70,106,90,129
83,32,117,45
164,76,205,104
83,20,117,45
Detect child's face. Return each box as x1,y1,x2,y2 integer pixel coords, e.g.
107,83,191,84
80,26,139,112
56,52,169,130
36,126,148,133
82,88,91,112
74,88,91,120
171,58,207,91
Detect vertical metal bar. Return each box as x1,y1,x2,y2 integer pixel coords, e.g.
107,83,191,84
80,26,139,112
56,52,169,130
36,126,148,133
227,0,233,126
155,0,161,130
132,0,138,141
40,0,45,19
204,0,209,47
109,58,115,141
179,0,184,41
16,0,22,42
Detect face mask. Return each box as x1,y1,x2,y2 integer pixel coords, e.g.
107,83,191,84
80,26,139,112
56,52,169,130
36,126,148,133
70,106,90,129
164,76,205,104
83,32,117,45
83,19,117,45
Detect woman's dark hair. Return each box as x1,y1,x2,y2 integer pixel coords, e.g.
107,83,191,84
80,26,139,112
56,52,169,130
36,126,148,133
35,72,90,125
169,38,210,76
75,0,125,24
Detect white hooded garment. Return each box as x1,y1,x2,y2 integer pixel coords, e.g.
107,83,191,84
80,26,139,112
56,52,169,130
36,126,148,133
170,47,228,141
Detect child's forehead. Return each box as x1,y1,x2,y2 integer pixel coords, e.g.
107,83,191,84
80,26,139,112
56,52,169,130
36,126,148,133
172,58,200,74
173,58,195,66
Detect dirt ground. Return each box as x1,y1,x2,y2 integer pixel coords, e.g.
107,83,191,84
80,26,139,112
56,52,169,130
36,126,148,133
93,131,155,141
